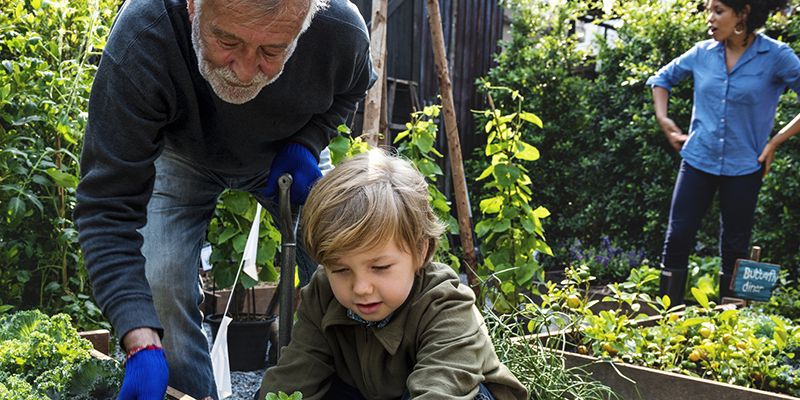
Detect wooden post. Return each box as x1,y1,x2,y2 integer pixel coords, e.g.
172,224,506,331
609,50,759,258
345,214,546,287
425,0,478,284
750,246,761,262
363,0,388,146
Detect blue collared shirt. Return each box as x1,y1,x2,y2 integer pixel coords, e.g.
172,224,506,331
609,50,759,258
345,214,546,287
647,34,800,176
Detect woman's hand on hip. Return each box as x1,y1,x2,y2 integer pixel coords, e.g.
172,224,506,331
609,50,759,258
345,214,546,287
658,117,687,151
758,141,778,176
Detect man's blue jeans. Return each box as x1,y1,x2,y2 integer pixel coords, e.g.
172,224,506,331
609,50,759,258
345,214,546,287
140,147,324,399
661,160,763,276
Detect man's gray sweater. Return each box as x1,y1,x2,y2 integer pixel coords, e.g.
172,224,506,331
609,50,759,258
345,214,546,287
74,0,375,340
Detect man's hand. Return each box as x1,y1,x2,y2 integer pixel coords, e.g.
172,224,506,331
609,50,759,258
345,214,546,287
118,346,168,399
261,143,322,205
119,328,167,400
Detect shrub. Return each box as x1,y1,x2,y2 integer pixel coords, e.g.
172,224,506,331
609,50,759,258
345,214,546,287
0,0,118,329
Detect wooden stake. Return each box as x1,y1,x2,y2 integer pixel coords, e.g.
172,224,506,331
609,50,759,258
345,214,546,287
425,0,478,284
363,0,388,146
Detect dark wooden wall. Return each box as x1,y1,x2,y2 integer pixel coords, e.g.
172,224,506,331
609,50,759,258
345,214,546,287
350,0,505,155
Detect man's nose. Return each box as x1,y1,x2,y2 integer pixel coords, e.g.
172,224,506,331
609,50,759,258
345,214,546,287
231,50,261,83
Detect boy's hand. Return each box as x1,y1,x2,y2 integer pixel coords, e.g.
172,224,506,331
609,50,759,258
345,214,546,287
261,143,322,205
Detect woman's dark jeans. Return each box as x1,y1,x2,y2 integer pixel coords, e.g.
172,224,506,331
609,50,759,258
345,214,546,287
661,160,763,276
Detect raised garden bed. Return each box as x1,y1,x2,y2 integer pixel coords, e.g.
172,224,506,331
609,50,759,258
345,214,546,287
553,348,799,400
524,299,800,398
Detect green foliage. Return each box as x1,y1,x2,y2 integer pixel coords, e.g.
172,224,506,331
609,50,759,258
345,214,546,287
0,0,119,329
757,10,800,271
0,310,121,398
393,106,460,269
485,0,605,265
758,272,800,323
474,83,551,311
328,124,370,165
686,255,720,301
530,267,800,396
0,376,40,400
207,191,281,290
486,0,800,273
620,263,661,296
265,392,303,400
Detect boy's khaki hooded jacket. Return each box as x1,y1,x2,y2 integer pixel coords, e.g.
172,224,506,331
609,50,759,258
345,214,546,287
259,262,528,400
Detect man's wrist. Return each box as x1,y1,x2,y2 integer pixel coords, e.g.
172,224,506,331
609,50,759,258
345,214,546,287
122,327,162,351
126,344,163,359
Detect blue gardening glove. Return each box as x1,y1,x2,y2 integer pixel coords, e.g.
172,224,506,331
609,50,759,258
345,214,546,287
118,347,168,400
260,143,322,205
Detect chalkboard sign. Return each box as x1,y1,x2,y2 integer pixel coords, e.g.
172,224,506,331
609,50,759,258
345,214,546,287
730,259,780,302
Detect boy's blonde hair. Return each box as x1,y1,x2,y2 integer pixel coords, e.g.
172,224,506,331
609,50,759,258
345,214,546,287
302,149,446,268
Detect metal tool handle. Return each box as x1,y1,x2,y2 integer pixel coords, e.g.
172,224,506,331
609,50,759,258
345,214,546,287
277,173,297,358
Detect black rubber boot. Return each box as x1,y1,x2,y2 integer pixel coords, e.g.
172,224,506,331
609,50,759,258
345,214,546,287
659,266,688,305
718,272,737,301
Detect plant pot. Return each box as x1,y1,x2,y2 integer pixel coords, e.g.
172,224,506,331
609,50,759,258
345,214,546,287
205,313,276,371
201,284,277,316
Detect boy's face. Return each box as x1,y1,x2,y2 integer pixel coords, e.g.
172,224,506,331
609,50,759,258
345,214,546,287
325,239,424,322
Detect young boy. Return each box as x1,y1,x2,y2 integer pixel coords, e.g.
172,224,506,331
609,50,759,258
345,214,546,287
256,149,528,400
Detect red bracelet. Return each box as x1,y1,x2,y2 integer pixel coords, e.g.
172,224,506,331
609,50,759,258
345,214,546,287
126,344,162,359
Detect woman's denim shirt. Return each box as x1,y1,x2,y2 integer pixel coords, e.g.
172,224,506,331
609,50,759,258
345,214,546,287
647,34,800,176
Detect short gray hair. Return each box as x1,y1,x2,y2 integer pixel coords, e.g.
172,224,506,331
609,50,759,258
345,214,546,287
196,0,329,32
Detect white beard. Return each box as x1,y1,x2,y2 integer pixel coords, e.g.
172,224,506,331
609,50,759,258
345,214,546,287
190,13,290,104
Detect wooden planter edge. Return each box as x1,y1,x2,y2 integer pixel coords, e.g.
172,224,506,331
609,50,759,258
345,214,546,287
552,348,798,400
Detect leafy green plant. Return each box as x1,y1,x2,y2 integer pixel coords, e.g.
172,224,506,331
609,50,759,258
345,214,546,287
0,310,122,399
620,263,661,296
204,190,283,320
328,125,371,165
758,272,800,323
393,105,460,269
537,281,800,397
207,191,281,290
0,0,119,329
265,391,303,400
474,82,552,312
686,255,720,301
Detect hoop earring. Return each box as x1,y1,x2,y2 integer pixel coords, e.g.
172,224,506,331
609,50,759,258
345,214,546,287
734,22,745,35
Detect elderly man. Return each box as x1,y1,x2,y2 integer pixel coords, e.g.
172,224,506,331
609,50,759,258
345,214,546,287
74,0,375,397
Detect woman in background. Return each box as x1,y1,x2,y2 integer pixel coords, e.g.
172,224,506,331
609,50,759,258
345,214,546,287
647,0,800,303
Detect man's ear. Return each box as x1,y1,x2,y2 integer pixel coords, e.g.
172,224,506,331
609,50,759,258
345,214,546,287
187,0,196,20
